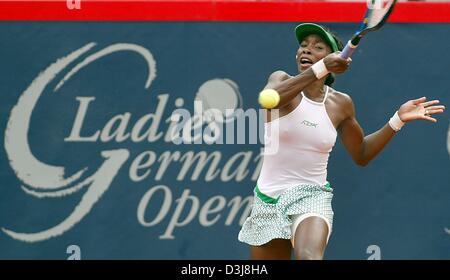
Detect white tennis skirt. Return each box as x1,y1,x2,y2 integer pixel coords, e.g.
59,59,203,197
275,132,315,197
238,183,334,246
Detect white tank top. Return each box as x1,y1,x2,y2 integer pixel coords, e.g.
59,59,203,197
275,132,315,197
257,86,337,198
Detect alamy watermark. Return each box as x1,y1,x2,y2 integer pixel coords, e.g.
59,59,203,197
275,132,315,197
167,100,280,154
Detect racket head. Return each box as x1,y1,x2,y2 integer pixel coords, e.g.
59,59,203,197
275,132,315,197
357,0,397,37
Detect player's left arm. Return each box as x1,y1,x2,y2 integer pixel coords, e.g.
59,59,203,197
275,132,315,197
338,96,445,166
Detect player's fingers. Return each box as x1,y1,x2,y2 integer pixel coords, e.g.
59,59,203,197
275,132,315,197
425,105,445,111
412,96,426,104
422,115,437,122
422,100,440,107
426,108,445,115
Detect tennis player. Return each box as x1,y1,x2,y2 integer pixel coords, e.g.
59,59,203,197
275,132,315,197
238,23,445,260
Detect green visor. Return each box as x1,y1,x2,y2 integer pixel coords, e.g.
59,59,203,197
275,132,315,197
295,23,340,53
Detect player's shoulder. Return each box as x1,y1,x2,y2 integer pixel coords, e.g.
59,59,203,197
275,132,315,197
264,70,291,90
327,86,355,115
328,86,353,106
267,70,291,83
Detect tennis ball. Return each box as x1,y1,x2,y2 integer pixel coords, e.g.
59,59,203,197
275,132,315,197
258,89,280,109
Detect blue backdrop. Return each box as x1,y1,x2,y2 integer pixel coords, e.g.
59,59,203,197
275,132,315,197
0,22,449,259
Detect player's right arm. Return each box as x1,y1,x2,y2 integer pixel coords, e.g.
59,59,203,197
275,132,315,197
264,52,349,109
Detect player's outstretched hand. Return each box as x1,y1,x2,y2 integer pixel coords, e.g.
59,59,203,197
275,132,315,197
398,97,445,123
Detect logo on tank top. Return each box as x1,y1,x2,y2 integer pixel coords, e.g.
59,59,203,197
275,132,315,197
301,120,318,128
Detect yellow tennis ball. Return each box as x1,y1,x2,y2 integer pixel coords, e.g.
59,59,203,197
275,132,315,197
258,89,280,109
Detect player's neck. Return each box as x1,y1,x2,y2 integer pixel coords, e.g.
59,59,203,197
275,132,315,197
303,80,326,102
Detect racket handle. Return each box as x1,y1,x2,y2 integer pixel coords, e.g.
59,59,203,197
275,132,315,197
340,40,358,59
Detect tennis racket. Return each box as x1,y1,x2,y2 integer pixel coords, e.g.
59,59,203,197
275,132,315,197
341,0,397,59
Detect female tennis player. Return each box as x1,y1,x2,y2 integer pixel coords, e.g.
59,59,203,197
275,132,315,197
238,23,445,260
